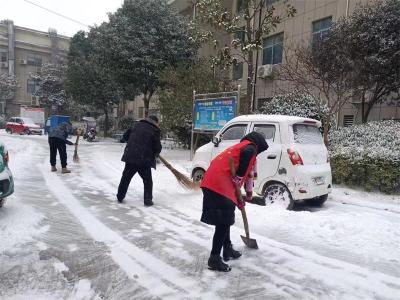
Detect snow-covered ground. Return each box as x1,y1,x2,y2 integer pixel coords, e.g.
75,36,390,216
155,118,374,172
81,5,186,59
0,131,399,300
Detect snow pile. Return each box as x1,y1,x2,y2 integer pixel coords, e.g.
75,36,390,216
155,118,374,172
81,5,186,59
0,199,47,254
329,120,400,163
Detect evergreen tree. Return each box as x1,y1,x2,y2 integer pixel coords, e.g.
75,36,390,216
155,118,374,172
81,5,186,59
329,0,400,122
90,0,198,117
66,31,122,137
31,59,68,114
0,73,17,116
158,59,232,146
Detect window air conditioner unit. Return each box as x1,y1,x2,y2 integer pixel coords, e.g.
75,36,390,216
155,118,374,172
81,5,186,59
20,59,27,65
31,95,40,106
0,62,8,68
257,64,273,79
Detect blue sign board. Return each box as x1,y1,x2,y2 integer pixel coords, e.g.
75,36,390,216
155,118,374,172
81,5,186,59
194,97,236,131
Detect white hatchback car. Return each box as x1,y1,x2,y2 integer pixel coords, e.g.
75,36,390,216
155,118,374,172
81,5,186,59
191,115,332,209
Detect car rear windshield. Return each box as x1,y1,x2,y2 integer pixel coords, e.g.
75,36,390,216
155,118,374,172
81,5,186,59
293,124,323,144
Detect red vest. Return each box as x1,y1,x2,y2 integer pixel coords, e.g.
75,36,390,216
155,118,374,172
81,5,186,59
201,140,257,205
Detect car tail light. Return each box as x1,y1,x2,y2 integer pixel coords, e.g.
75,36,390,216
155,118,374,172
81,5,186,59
287,149,303,165
5,151,9,164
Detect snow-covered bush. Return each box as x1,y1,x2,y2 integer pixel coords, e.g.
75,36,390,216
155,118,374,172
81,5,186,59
329,121,400,193
258,91,330,125
118,116,135,131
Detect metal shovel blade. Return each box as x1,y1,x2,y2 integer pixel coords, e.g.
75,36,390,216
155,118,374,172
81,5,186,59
240,235,258,249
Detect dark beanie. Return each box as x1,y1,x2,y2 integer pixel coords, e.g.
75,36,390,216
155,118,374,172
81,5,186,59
148,115,159,123
241,131,269,154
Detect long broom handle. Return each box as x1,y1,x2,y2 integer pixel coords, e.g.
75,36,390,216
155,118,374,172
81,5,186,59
229,157,250,240
74,133,80,153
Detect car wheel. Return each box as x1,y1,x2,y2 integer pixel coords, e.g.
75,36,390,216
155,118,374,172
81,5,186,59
306,194,328,207
24,129,31,135
192,168,205,183
5,128,12,134
263,182,294,210
0,198,6,208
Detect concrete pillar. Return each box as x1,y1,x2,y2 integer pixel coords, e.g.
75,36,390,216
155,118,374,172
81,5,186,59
6,20,15,76
48,28,59,63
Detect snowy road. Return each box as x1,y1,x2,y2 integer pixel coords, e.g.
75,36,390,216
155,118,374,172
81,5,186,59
0,132,399,299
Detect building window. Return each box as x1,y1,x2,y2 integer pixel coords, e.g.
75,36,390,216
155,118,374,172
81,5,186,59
266,0,279,6
263,33,284,65
312,17,332,43
236,0,244,12
138,107,144,118
27,79,39,94
233,62,243,80
343,115,354,127
27,54,42,66
234,27,245,44
0,49,7,62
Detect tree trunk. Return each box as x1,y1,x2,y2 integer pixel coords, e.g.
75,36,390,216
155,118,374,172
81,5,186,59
246,51,254,114
361,93,366,123
323,114,330,147
104,107,109,137
143,91,154,118
363,102,374,123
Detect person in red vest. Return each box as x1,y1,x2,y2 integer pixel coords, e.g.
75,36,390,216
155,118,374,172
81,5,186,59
200,131,268,272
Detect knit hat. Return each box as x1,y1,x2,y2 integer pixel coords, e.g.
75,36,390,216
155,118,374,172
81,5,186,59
148,115,159,123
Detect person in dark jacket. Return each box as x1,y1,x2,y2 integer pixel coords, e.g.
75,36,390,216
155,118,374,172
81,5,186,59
117,115,162,206
48,122,75,173
200,131,268,272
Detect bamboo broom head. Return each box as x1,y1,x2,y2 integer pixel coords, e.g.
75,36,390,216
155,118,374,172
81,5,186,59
159,155,200,190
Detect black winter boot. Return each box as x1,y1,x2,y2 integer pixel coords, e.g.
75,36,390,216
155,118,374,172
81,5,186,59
144,199,154,206
208,255,232,272
223,243,242,261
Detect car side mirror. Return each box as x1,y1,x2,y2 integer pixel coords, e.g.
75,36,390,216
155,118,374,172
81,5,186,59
212,136,221,147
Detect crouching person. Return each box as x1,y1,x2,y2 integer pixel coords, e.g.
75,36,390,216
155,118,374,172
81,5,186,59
200,131,268,272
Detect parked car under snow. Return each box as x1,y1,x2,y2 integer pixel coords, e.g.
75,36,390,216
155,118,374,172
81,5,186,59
0,142,14,207
191,114,332,210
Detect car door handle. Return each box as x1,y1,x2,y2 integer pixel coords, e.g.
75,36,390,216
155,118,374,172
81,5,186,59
267,154,277,159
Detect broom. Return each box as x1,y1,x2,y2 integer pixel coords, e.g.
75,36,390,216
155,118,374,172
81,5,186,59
73,128,82,163
159,155,200,190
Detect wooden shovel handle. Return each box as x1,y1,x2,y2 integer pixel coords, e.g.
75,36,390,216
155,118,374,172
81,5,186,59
228,157,250,240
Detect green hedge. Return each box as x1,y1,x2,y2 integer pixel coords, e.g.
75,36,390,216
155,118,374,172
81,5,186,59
331,155,400,194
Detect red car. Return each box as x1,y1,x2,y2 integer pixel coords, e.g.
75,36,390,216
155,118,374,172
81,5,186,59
5,117,42,135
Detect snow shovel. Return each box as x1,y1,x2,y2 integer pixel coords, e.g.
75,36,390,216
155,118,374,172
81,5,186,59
73,129,82,163
229,157,258,249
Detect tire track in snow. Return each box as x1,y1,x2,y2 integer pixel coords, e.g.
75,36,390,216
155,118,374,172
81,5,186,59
70,157,400,299
39,163,202,299
71,143,400,299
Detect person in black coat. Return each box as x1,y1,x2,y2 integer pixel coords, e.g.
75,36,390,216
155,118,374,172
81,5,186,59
117,115,162,206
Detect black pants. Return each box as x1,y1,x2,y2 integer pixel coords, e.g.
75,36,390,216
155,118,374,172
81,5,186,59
211,225,232,255
117,163,153,202
48,137,67,168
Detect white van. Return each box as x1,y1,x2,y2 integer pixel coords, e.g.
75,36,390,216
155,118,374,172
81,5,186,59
191,115,332,209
